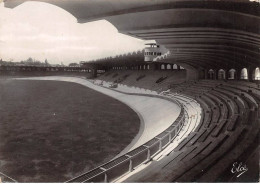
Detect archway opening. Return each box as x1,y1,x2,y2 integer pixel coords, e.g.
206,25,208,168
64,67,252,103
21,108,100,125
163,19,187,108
161,64,165,70
218,69,225,80
228,69,236,80
253,67,260,80
208,69,214,79
241,68,248,80
166,64,171,70
173,64,178,70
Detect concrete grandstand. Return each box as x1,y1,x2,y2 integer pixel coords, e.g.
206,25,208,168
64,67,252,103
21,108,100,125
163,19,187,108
2,0,260,183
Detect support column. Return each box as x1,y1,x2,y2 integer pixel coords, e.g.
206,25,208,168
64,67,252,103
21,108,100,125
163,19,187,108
248,66,254,82
104,173,108,183
224,69,228,80
147,149,151,160
129,159,133,172
159,140,162,151
93,69,97,78
236,69,242,80
204,69,208,79
169,133,172,142
213,69,217,80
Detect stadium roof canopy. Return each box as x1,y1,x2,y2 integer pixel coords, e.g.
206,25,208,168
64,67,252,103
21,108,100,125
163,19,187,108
4,0,260,80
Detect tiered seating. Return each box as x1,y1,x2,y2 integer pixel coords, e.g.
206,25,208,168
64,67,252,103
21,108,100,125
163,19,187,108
162,80,259,182
125,80,259,182
97,70,185,90
96,71,259,182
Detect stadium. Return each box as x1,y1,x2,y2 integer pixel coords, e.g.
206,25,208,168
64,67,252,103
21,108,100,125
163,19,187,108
0,0,259,183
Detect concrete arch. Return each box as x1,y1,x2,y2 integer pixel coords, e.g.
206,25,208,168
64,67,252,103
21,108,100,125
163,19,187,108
253,67,260,80
228,69,236,80
208,69,215,79
166,64,172,70
218,69,226,80
161,64,165,70
179,66,185,70
241,68,248,80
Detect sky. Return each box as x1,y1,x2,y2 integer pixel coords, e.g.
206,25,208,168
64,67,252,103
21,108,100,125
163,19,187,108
0,1,152,65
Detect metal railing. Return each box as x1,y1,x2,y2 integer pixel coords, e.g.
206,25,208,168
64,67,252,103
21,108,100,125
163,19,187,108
66,100,185,183
0,172,17,183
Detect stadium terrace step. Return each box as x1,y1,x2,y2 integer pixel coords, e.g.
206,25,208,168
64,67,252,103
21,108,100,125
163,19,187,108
226,115,240,132
210,92,229,112
202,112,212,129
194,110,205,132
186,130,207,147
222,86,250,110
248,110,258,125
183,140,212,161
198,122,260,182
175,146,198,162
174,133,197,151
197,125,217,143
175,133,229,182
201,95,217,108
226,82,259,93
211,119,228,137
240,92,258,109
164,133,228,182
221,85,258,110
213,89,239,115
186,126,246,182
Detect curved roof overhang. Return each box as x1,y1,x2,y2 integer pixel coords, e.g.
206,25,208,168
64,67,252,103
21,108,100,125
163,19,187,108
4,0,260,70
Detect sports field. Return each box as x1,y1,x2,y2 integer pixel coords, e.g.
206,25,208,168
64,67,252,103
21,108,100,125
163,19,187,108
0,78,140,182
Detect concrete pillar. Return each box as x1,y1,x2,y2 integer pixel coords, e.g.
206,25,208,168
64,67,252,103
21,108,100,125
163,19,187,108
104,173,108,183
213,69,217,80
129,159,133,172
177,65,180,71
91,68,97,78
204,69,208,79
147,149,151,160
236,69,242,80
248,66,254,82
224,69,228,80
159,140,162,151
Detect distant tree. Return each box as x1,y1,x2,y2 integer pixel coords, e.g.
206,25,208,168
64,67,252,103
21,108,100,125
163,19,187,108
69,63,79,67
26,57,33,63
45,59,49,65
